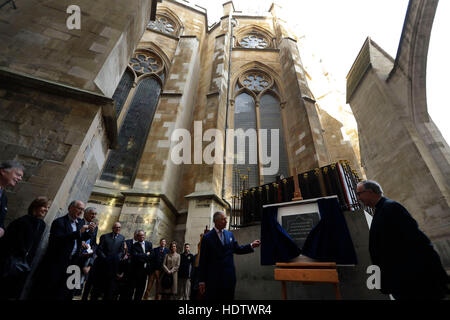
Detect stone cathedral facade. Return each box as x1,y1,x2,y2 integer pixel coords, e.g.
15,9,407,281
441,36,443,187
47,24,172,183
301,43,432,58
84,0,362,249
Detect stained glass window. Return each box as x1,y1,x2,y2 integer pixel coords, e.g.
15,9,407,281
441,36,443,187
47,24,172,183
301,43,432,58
112,68,134,116
130,52,162,75
101,77,161,186
147,16,176,35
239,35,269,49
259,94,289,183
233,93,259,195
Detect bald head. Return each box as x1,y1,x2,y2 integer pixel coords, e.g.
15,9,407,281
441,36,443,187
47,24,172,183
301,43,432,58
68,200,85,220
112,222,121,234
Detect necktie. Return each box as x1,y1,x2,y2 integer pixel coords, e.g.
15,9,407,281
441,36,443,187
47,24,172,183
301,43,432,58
220,230,224,245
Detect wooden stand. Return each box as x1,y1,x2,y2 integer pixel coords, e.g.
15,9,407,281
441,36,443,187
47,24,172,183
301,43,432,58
274,262,341,300
292,172,303,201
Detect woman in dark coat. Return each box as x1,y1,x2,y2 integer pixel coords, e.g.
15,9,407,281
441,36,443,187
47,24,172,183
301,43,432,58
0,197,49,299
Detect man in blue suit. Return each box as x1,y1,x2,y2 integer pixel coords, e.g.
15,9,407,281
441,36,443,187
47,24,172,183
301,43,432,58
199,211,260,300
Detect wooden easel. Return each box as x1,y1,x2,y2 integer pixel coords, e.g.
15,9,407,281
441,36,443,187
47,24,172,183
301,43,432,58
274,262,341,300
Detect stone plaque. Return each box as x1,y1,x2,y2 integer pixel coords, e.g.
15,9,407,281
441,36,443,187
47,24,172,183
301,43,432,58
282,212,320,249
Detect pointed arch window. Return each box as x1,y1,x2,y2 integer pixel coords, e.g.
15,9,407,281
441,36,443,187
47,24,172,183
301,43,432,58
232,70,289,194
233,93,259,195
147,15,178,36
236,30,272,49
239,34,269,49
101,50,165,186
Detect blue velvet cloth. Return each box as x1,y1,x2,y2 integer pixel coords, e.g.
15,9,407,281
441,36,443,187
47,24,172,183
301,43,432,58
261,198,357,265
261,206,302,265
302,198,357,264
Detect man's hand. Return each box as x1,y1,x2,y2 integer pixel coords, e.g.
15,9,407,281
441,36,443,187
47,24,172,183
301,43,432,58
0,227,4,238
251,240,261,248
88,223,96,232
81,241,89,249
199,282,206,295
80,225,89,233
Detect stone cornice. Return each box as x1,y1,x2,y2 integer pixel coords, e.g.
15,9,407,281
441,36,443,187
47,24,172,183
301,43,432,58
0,67,118,148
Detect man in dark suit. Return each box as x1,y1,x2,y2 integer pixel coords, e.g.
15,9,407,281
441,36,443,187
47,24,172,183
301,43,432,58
0,160,24,239
178,242,194,300
199,211,260,300
31,200,93,300
90,222,125,300
125,230,152,300
356,180,448,300
78,207,98,299
143,238,168,300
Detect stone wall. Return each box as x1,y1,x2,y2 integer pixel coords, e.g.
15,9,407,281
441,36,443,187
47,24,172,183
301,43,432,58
347,9,450,272
0,70,113,227
0,0,157,97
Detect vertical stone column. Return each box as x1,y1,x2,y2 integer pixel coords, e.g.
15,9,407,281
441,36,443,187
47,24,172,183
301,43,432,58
278,37,330,174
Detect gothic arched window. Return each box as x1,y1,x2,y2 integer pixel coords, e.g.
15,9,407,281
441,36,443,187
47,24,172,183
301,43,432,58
147,15,177,35
101,50,165,186
236,30,272,49
259,94,289,183
232,70,288,194
233,93,259,195
239,34,269,49
112,68,134,116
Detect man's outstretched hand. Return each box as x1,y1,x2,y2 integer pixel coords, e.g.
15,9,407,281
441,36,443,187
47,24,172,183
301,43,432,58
251,240,261,248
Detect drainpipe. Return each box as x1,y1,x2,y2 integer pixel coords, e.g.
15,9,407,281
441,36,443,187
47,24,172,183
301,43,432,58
222,10,235,229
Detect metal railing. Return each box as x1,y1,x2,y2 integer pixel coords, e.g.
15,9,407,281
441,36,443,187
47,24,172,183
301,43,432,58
230,161,373,229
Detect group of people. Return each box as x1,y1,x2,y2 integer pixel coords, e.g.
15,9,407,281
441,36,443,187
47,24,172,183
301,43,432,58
0,160,260,300
2,159,446,300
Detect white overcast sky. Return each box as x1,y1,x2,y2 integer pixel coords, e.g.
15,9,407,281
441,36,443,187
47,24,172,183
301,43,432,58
192,0,449,143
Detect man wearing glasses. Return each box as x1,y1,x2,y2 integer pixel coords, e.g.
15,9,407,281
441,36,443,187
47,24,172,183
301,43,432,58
356,180,448,300
31,200,93,300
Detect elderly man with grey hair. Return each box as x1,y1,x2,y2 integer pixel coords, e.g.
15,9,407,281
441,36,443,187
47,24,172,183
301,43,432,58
356,180,448,300
77,207,99,298
198,211,260,300
0,160,24,238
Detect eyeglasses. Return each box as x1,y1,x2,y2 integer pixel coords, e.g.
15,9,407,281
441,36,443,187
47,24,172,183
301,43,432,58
355,190,369,196
113,226,121,229
75,207,85,211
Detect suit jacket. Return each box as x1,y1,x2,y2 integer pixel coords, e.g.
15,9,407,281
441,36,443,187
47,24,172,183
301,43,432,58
45,214,90,272
0,189,7,229
369,197,448,297
0,214,46,265
179,252,194,279
32,214,90,299
150,246,169,272
199,229,253,291
97,232,125,260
